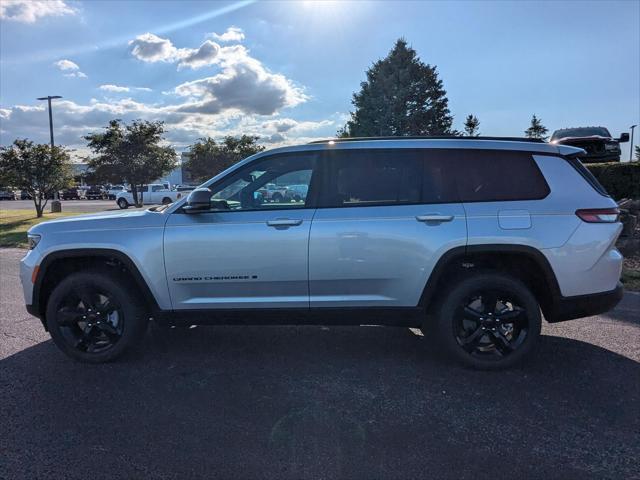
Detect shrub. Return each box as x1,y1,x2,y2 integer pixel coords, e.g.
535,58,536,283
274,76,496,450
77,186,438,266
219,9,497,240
586,162,640,200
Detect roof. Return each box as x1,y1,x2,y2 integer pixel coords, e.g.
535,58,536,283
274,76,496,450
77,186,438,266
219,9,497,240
309,136,545,144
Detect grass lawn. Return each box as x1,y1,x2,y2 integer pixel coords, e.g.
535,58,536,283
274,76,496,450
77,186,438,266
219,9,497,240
0,209,89,248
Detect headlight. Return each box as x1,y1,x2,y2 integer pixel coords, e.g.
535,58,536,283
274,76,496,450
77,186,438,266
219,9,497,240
27,233,41,250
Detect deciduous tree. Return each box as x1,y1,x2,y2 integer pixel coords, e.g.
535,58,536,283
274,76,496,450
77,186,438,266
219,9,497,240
85,120,177,206
0,139,72,217
186,135,264,183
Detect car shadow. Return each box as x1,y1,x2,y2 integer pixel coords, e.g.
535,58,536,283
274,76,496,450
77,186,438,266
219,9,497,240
2,325,639,479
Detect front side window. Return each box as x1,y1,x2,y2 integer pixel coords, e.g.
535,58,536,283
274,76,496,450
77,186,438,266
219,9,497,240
205,153,317,212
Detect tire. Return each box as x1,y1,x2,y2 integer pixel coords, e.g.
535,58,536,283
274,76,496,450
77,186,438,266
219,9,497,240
272,192,283,203
45,271,148,363
161,197,172,205
117,198,129,209
428,272,541,370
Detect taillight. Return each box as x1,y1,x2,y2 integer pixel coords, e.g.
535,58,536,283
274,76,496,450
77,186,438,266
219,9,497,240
575,208,619,223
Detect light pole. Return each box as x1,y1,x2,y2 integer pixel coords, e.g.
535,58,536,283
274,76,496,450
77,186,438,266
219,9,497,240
630,125,637,161
36,95,63,212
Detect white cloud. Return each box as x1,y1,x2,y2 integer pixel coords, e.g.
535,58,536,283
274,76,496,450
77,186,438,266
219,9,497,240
174,45,307,115
129,33,180,63
54,59,80,71
54,59,87,78
209,26,245,43
99,84,153,93
99,84,130,93
178,40,220,70
0,0,75,23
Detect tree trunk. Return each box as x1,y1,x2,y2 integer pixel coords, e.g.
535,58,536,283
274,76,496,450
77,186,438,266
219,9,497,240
33,196,43,218
131,184,139,207
137,184,144,208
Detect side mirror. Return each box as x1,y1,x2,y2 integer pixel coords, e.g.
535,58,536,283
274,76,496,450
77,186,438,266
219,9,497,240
183,188,212,213
619,133,630,143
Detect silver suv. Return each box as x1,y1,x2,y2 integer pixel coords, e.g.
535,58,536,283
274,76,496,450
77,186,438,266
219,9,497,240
20,137,624,368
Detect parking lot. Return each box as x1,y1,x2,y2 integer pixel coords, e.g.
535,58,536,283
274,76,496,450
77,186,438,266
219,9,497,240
1,248,639,479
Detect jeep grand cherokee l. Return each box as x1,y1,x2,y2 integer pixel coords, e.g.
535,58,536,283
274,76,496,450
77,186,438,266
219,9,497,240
20,137,624,369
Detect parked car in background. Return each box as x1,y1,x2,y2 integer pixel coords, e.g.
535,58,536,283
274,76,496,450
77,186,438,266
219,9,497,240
106,185,126,200
115,183,184,208
60,188,81,200
174,185,196,193
83,185,105,200
22,137,624,368
286,184,309,202
19,190,32,200
550,127,629,163
258,183,289,202
0,187,18,200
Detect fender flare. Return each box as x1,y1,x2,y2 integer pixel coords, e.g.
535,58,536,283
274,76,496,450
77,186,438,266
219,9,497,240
419,244,562,309
32,248,161,319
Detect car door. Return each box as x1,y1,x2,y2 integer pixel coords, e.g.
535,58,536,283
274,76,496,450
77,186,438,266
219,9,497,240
164,151,319,310
308,148,467,308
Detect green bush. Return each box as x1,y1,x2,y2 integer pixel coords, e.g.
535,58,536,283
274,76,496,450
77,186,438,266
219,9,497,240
585,162,640,200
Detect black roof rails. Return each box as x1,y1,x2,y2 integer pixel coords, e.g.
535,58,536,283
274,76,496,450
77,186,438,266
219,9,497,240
309,136,546,144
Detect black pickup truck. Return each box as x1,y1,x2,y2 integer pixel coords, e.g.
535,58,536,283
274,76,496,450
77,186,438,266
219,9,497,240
550,127,629,163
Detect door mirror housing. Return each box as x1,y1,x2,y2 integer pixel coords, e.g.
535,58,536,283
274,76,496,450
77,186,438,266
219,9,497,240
618,132,630,143
184,188,212,213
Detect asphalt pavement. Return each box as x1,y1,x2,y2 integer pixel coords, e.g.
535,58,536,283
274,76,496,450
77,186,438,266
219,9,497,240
1,248,639,479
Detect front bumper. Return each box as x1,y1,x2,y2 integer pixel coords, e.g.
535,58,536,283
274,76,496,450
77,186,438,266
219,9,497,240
548,282,624,322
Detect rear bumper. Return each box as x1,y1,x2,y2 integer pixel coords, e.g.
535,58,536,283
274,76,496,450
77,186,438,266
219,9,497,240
548,282,624,322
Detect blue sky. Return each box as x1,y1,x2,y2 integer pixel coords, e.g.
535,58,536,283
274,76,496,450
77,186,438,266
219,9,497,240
1,0,639,159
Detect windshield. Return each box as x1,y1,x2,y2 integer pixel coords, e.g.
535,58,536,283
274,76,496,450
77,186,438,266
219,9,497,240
551,127,611,140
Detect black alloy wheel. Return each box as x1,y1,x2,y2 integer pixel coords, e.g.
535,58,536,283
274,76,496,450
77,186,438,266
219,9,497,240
454,289,529,359
55,286,124,354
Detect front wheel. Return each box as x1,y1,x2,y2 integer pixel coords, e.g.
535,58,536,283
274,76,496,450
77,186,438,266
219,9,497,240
117,198,129,209
429,273,541,370
45,271,148,363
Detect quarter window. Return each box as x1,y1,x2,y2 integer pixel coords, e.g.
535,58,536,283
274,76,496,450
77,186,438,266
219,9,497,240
454,150,549,202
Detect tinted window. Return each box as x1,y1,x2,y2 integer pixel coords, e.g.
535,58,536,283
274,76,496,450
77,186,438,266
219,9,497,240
322,150,422,207
454,150,549,202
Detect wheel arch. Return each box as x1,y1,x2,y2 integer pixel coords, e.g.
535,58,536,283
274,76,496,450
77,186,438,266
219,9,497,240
33,248,161,327
419,244,562,321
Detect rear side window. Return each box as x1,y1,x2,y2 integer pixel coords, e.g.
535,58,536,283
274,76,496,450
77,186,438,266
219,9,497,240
454,150,549,202
322,150,422,207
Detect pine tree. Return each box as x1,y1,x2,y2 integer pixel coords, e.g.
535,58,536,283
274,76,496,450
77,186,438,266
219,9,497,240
524,114,549,140
464,114,480,136
340,39,454,137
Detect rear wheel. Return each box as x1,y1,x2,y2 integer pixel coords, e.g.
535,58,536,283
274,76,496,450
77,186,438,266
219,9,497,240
45,272,148,363
428,273,541,369
162,197,172,205
117,198,129,209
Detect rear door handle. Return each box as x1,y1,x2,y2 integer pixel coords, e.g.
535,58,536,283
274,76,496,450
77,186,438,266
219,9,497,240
266,218,303,227
416,214,454,223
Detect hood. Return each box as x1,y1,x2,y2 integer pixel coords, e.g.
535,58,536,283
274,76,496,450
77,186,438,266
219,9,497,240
28,208,167,235
553,135,613,144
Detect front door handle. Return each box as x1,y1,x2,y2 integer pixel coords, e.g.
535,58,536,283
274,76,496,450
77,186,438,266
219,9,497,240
266,218,303,227
416,214,454,223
